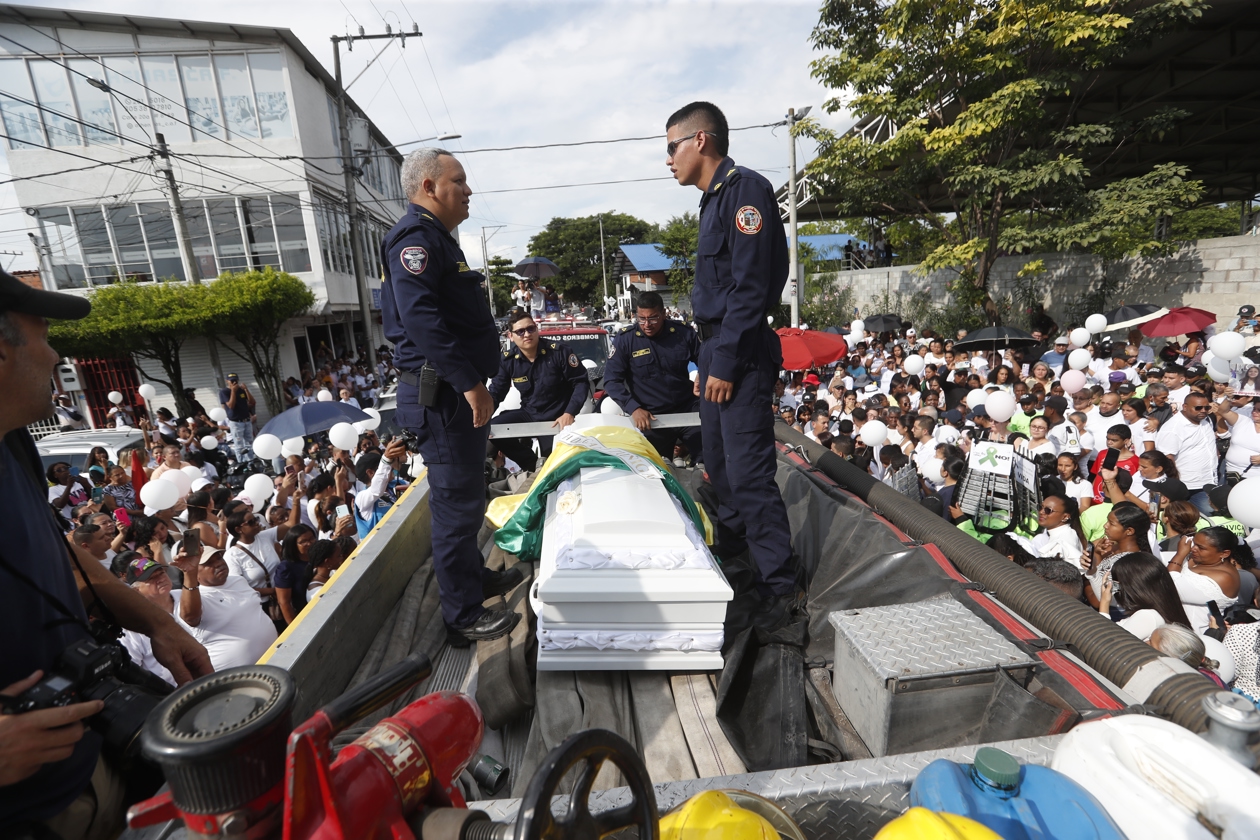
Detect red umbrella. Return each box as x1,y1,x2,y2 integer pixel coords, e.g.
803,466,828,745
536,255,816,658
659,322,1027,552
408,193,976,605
775,328,849,371
1140,306,1217,338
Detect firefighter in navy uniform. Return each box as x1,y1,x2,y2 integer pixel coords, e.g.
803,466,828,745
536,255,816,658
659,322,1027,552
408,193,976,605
602,290,703,463
379,148,521,646
488,311,590,472
665,101,801,626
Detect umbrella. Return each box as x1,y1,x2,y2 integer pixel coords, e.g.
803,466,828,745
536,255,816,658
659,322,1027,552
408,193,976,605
775,328,849,370
1105,303,1167,331
258,401,370,440
862,313,904,333
951,325,1039,352
822,325,849,335
514,256,559,279
1139,306,1217,338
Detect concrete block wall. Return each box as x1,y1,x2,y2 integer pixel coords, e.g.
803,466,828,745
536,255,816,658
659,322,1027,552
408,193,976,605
815,232,1260,328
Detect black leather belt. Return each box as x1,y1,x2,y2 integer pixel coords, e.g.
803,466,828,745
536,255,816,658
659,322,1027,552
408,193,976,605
697,321,721,341
398,369,422,387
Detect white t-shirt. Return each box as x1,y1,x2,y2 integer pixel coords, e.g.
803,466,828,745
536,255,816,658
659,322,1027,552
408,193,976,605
1155,413,1219,489
530,288,545,310
48,482,90,520
1116,609,1165,642
1049,420,1081,455
1076,430,1096,476
225,527,283,598
1086,410,1124,450
1062,476,1093,503
1168,384,1191,408
189,575,278,672
1224,404,1260,474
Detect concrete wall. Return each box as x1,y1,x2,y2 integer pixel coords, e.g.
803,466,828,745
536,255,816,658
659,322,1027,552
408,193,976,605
814,232,1260,327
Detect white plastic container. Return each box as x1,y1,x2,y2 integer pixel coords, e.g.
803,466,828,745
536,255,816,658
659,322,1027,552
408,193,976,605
1051,713,1260,840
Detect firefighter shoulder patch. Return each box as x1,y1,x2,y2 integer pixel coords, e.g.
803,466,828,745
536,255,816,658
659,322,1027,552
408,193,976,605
400,246,428,275
735,206,763,235
568,353,579,368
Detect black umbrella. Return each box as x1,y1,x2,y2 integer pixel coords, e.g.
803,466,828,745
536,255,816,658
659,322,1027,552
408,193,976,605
862,313,904,333
1104,303,1166,331
258,401,370,440
514,256,559,279
951,325,1039,352
823,325,849,335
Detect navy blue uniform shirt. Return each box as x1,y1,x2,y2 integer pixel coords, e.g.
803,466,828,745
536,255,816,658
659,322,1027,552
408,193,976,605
488,341,591,420
692,157,788,382
380,205,500,392
603,320,700,415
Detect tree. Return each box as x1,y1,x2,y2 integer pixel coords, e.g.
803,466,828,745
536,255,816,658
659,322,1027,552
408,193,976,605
804,0,1207,323
487,255,517,315
49,281,215,417
526,212,658,302
657,212,699,304
207,268,315,417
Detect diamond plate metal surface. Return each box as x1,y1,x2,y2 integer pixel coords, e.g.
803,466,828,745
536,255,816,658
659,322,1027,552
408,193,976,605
472,735,1062,825
828,596,1036,680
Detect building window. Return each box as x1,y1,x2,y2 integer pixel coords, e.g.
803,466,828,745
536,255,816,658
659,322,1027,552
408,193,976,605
103,56,153,142
0,59,44,148
248,53,292,139
140,55,190,143
271,195,310,272
178,55,224,140
28,60,80,147
139,202,185,281
214,54,259,139
69,58,118,143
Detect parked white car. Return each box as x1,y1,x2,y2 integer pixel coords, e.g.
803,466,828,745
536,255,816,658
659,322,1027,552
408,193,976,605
35,428,148,475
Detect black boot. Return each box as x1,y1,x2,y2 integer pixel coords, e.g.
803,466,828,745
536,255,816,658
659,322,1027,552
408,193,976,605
482,566,524,599
446,609,520,648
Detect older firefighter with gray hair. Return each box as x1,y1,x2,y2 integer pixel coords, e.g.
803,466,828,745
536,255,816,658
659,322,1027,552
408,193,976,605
378,148,522,645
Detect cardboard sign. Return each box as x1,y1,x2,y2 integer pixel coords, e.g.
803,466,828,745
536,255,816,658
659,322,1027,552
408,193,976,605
968,441,1015,475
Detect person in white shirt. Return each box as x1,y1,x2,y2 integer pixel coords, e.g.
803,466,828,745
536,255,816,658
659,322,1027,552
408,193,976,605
1043,396,1080,456
1154,392,1219,514
1020,493,1087,563
224,474,302,602
529,283,545,320
1084,393,1124,448
511,280,529,312
177,546,278,672
1218,398,1260,478
1162,365,1191,407
338,388,361,409
969,350,990,378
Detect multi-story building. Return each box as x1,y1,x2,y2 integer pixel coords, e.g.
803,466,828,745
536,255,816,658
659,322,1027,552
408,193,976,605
0,5,409,427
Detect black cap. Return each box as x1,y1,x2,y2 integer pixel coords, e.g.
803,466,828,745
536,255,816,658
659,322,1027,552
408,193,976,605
226,373,239,381
1044,395,1068,412
1185,364,1206,378
1146,477,1188,502
1019,393,1037,404
0,269,90,320
1146,367,1164,377
1240,305,1256,317
124,556,166,584
1208,484,1232,514
1111,345,1129,360
942,409,963,423
969,405,989,420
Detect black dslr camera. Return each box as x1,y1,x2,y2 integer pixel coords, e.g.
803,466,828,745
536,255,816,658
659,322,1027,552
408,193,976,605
396,429,422,454
2,637,172,758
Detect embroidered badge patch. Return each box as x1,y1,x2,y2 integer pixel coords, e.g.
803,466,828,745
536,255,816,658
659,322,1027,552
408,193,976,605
400,246,428,275
568,353,580,368
632,348,651,358
735,205,763,235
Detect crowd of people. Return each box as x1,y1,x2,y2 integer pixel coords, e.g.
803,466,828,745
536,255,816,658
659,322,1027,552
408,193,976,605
776,308,1260,703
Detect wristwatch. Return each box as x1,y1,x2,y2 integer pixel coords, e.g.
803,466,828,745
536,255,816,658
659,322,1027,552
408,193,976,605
182,585,196,591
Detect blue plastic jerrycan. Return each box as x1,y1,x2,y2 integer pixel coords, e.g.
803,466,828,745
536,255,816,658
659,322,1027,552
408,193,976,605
910,747,1127,840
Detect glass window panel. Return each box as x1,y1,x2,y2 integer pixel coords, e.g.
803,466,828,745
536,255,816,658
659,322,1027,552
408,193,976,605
247,53,292,139
327,96,340,156
138,201,185,281
178,55,223,140
28,60,80,147
209,198,248,271
183,201,217,278
0,59,45,148
140,56,190,143
214,55,258,139
39,208,86,289
241,198,279,270
73,207,117,284
103,56,153,143
107,205,152,282
270,195,310,273
68,59,117,144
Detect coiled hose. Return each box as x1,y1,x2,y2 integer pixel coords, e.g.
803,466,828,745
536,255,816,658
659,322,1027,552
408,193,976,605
774,423,1216,732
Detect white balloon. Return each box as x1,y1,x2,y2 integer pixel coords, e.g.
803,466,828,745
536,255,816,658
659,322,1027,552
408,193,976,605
1060,370,1087,394
328,422,360,451
850,320,865,336
137,383,156,401
252,434,282,460
139,478,178,511
353,422,366,434
1201,349,1215,367
860,420,888,447
766,315,773,325
922,457,945,483
1085,314,1108,334
985,390,1017,423
361,408,382,431
1210,330,1246,361
966,388,990,408
1068,348,1093,370
209,407,228,423
1229,477,1260,528
281,436,305,457
903,355,926,376
1202,634,1235,685
107,390,124,405
243,473,275,513
1207,356,1232,383
200,435,219,450
180,465,202,480
1069,327,1091,348
317,389,334,402
160,470,191,498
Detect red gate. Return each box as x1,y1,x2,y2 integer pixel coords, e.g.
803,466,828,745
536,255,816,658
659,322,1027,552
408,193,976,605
76,357,142,428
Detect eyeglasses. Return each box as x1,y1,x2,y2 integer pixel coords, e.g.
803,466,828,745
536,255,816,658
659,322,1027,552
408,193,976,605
243,516,260,527
511,325,538,337
1039,506,1061,515
636,314,664,325
666,131,699,157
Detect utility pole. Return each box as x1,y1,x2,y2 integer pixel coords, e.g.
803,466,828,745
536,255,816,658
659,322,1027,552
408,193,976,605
598,215,608,305
783,107,811,328
480,225,505,316
331,24,420,370
155,131,225,384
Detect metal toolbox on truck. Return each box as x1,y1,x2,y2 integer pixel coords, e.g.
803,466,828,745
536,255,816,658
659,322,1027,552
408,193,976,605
829,597,1038,757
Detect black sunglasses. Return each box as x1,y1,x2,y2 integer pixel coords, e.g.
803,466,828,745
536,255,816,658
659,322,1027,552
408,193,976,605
511,325,539,337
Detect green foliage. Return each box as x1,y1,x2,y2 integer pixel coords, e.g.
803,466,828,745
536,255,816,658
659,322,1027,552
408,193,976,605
207,268,315,416
804,0,1208,322
50,280,217,417
486,255,517,314
657,212,699,304
525,212,658,302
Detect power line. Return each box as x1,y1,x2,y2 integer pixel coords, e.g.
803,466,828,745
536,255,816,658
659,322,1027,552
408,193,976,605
0,155,151,187
478,176,675,195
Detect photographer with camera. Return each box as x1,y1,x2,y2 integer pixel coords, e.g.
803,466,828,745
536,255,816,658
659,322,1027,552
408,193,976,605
0,271,212,838
350,438,411,539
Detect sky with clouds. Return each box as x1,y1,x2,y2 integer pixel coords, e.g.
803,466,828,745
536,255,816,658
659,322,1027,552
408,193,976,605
0,0,856,272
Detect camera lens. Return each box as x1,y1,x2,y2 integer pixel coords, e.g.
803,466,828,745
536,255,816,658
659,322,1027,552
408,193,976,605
84,678,164,759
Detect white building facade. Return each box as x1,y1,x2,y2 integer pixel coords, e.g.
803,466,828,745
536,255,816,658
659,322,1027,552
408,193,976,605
0,5,408,424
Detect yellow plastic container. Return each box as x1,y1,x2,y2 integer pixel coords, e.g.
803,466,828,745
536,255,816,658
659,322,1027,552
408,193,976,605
874,807,1005,840
660,790,780,840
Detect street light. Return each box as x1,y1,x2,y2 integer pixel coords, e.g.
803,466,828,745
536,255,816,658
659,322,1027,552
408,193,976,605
381,133,462,152
782,107,811,328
